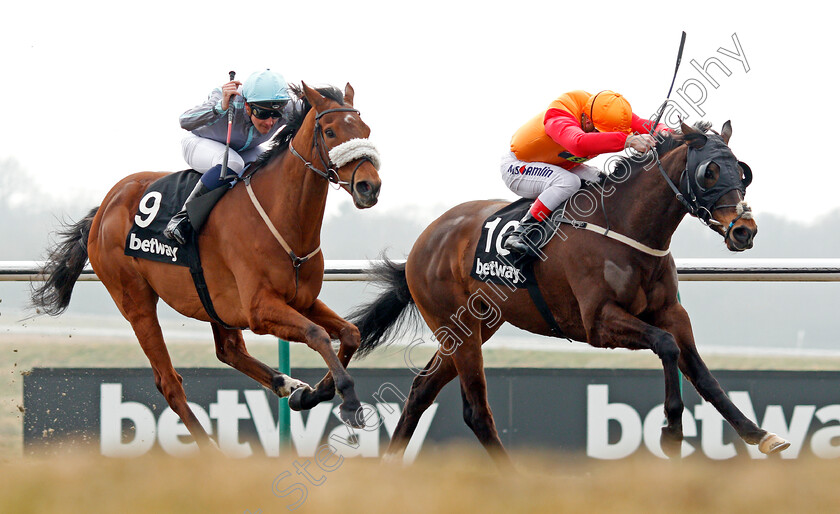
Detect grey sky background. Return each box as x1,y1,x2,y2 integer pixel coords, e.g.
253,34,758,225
2,0,839,224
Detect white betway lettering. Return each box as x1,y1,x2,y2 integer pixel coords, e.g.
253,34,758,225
99,382,840,460
586,384,840,459
474,257,524,284
99,384,438,459
100,383,157,457
128,232,179,262
587,384,641,459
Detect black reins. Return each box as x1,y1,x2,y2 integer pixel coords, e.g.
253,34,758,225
651,140,751,240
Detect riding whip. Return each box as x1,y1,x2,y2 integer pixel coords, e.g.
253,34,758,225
220,70,236,182
650,31,687,134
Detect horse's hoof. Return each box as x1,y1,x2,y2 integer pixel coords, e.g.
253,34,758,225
299,387,336,410
759,432,790,454
339,401,365,429
660,427,683,459
381,451,403,466
200,437,223,456
288,387,306,411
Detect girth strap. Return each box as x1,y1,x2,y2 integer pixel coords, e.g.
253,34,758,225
521,259,568,339
185,229,243,330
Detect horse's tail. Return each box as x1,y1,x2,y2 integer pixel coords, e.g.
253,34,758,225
30,207,99,316
348,257,419,359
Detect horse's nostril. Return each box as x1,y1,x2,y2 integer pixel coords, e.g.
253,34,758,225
732,226,753,243
356,181,371,195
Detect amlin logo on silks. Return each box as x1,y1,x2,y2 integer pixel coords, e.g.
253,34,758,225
507,164,554,177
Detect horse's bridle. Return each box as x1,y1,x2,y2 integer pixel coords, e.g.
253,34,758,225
288,107,375,196
652,135,752,240
250,106,379,300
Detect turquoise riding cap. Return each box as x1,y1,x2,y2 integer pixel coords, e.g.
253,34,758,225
242,69,291,106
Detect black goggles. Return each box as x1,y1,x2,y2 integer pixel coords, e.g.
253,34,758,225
249,103,286,120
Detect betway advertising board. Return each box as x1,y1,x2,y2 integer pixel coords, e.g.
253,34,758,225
23,368,840,460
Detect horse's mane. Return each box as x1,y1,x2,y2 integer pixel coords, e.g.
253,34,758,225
250,84,346,172
608,120,712,178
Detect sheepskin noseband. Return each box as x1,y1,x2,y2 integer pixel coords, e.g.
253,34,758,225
329,138,381,170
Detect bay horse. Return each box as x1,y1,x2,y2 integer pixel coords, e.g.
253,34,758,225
349,121,790,467
31,83,381,448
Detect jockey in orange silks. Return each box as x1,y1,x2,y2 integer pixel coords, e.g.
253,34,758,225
501,90,668,254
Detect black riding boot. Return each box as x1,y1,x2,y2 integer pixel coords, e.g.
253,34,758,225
163,181,209,245
503,213,547,255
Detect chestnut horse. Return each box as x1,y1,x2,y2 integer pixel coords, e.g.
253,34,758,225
350,122,790,467
31,83,381,448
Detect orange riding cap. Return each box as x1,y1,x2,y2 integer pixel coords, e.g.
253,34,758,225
510,90,632,169
585,91,632,134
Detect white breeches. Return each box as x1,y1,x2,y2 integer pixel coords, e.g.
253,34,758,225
500,152,601,211
181,134,266,174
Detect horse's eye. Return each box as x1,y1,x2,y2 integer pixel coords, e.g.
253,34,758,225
325,129,336,138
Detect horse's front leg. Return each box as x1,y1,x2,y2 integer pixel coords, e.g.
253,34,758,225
288,299,361,411
210,323,311,398
654,302,790,454
249,301,364,428
587,301,685,457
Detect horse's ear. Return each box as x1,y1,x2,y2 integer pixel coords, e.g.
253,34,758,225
721,120,732,145
301,81,328,111
344,83,355,106
684,132,708,149
680,121,708,148
680,121,696,135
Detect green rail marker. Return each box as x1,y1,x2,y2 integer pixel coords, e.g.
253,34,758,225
676,290,682,398
278,338,291,451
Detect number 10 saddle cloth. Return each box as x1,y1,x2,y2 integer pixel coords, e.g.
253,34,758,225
470,198,547,289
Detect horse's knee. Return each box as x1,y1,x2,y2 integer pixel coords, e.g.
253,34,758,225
653,334,680,364
214,333,245,366
407,377,440,411
304,325,332,350
158,374,186,406
462,403,476,430
339,324,361,351
215,341,234,365
465,408,499,444
462,400,493,432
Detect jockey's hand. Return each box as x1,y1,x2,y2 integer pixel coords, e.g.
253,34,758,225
625,134,656,153
220,80,243,111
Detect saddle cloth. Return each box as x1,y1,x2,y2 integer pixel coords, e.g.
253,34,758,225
470,198,551,289
123,170,224,266
469,198,570,338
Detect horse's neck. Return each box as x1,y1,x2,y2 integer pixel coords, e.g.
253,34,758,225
602,149,689,250
259,131,330,251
